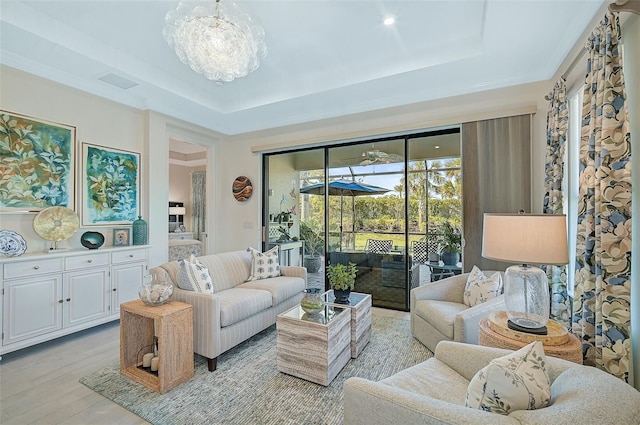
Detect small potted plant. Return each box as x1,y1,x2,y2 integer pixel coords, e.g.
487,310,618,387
440,221,462,266
300,221,324,273
327,262,357,304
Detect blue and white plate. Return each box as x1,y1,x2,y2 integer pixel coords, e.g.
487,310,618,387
0,230,27,257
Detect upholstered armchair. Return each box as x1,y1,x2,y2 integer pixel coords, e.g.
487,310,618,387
410,270,505,352
344,341,640,425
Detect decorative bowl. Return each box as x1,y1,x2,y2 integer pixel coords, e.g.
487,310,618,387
139,274,173,306
80,231,105,249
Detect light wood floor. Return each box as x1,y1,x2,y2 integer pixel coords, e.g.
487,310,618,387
0,308,409,424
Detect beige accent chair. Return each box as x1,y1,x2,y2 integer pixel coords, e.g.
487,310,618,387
410,270,505,352
344,341,640,425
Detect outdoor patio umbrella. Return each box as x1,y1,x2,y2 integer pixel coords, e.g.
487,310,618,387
299,179,390,250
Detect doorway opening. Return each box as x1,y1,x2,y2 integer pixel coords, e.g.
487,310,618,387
262,127,461,311
168,138,209,261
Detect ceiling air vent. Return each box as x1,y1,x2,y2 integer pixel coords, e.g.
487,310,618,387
98,73,138,89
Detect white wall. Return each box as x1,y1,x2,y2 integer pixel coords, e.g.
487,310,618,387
1,65,144,252
0,64,563,269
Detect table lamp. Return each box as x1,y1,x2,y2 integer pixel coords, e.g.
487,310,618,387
169,206,186,231
482,213,569,334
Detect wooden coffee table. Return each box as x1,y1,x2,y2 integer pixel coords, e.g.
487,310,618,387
479,311,582,364
323,290,372,358
276,304,350,386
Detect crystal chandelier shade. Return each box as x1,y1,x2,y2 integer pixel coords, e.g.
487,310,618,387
163,0,267,83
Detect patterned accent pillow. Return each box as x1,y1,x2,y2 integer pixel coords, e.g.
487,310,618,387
246,246,280,281
465,341,551,415
463,265,503,307
177,254,214,294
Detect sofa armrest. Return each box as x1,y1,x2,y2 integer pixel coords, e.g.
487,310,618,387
453,295,506,344
410,273,468,304
170,288,221,359
280,265,307,283
434,341,519,381
343,377,516,425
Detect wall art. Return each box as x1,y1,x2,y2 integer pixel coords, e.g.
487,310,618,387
82,143,140,226
232,176,253,202
0,110,76,212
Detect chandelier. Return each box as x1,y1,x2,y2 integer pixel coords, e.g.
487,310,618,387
163,0,267,83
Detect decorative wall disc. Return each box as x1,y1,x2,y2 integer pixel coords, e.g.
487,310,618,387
232,176,253,202
33,206,80,242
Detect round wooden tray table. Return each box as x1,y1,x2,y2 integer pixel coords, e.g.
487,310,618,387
479,311,582,364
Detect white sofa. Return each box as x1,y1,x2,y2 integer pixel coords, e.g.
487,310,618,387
150,250,306,371
410,271,505,352
344,341,640,425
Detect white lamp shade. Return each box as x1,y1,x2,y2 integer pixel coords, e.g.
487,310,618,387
169,207,186,215
482,213,569,265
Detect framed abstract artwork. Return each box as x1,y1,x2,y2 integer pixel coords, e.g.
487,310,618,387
82,142,140,226
0,110,76,212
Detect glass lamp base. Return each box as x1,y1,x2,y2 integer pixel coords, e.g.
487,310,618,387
503,264,551,333
507,319,548,335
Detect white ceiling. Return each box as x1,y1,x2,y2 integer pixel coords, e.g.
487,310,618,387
1,0,605,136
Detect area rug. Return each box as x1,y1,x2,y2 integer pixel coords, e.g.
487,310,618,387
80,313,432,425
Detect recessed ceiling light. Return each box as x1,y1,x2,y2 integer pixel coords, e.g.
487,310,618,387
435,145,440,149
383,16,395,26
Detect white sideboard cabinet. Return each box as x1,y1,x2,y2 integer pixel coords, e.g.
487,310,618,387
1,245,149,355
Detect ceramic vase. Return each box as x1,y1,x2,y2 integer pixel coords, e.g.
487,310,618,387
132,215,148,245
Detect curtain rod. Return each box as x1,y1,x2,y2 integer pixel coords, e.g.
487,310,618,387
545,1,638,101
609,0,640,15
544,48,586,100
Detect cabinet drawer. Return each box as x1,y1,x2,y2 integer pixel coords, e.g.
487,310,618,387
111,248,146,264
65,253,110,270
4,257,63,280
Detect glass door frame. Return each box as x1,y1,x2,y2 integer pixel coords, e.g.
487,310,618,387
261,126,460,311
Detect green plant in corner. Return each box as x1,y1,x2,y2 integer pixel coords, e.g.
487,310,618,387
440,221,462,254
326,262,357,291
299,221,324,257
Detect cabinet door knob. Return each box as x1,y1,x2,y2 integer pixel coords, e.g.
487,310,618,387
58,299,64,303
34,265,40,270
66,298,71,302
129,254,134,257
113,288,117,292
87,259,93,263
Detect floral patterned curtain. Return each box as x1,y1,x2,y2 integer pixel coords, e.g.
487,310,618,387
543,79,570,328
191,171,206,241
573,12,632,382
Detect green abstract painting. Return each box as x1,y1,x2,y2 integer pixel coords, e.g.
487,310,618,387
0,111,75,211
82,143,140,225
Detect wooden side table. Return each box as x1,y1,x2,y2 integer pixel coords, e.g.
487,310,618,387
276,304,351,386
478,311,582,364
323,290,372,358
120,299,194,393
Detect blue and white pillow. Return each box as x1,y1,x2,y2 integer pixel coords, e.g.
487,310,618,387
246,246,280,281
465,341,551,414
177,254,214,294
463,265,503,307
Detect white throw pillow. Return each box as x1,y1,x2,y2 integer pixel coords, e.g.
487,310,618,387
465,341,551,415
246,246,281,281
463,265,503,307
177,254,214,294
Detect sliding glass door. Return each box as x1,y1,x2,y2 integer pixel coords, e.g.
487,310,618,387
263,128,461,311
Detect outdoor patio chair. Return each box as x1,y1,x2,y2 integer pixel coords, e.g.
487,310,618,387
411,240,428,264
365,239,393,254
